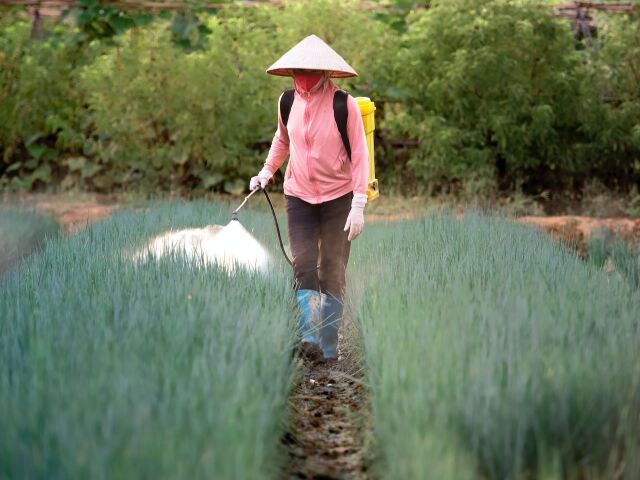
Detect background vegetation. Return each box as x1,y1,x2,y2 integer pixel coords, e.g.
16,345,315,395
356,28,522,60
1,0,639,206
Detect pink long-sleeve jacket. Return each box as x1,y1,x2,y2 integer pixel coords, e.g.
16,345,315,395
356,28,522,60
262,76,369,204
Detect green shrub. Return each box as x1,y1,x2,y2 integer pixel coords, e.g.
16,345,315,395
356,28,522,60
75,0,392,193
77,19,281,192
385,0,585,194
0,18,92,189
579,15,640,187
2,1,639,197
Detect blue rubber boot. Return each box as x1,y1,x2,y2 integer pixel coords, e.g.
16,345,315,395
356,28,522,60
295,289,322,347
319,295,344,359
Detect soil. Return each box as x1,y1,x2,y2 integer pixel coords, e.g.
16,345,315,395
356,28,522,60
2,192,121,234
518,215,640,254
283,324,371,480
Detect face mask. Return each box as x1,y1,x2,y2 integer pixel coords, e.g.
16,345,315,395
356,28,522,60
294,71,324,92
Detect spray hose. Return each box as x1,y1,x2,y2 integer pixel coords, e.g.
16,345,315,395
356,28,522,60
261,189,293,266
231,187,293,266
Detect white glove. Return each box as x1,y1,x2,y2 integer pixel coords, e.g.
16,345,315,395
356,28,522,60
343,193,367,242
249,167,273,191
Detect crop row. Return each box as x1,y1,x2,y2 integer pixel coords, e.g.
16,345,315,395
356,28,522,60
353,215,640,479
0,201,295,479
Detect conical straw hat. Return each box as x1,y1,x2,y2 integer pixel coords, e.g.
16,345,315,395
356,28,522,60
266,34,357,78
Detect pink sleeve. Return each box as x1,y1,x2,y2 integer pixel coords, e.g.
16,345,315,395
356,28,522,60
347,95,369,195
263,92,290,176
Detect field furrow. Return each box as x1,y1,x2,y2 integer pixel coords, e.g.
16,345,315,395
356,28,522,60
283,320,370,480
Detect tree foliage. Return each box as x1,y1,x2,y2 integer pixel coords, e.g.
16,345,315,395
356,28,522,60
580,14,640,184
0,20,91,189
77,22,274,192
0,0,639,195
385,0,589,194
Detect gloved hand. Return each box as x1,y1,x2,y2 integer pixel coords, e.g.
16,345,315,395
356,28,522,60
343,193,367,242
249,167,273,191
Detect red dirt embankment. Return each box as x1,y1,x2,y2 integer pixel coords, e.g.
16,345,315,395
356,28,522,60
518,216,640,252
4,193,118,234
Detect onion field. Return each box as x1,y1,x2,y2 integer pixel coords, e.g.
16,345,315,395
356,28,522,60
353,215,640,479
1,202,639,479
0,201,295,479
0,206,60,274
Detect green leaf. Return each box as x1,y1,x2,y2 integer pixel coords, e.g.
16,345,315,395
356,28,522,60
60,7,74,21
26,133,43,146
201,173,223,189
171,15,188,37
66,157,87,171
6,162,22,173
223,178,245,195
60,175,75,190
134,13,154,27
110,16,134,35
81,163,102,179
31,164,52,183
631,124,640,147
174,152,189,166
26,143,46,161
92,175,112,189
77,10,97,25
10,176,31,190
24,159,39,170
43,148,59,162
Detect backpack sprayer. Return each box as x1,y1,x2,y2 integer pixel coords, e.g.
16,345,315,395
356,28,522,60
358,97,378,201
230,96,378,265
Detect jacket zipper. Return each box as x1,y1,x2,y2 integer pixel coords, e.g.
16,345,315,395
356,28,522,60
302,93,322,203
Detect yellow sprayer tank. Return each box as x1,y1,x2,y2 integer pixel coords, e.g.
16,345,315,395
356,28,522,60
356,97,379,201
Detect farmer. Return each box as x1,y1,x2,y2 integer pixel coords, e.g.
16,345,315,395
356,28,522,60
249,35,369,362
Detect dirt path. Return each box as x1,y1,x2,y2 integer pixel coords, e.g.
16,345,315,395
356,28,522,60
283,324,371,480
2,193,120,234
518,215,640,253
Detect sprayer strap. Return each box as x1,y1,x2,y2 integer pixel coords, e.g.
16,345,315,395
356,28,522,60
333,90,351,161
279,89,351,161
280,90,295,127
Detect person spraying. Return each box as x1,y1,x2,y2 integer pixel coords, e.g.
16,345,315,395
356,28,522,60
249,35,369,362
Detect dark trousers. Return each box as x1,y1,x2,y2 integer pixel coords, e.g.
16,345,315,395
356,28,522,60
285,193,352,300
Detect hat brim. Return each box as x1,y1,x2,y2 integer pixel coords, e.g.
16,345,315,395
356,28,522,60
266,67,357,78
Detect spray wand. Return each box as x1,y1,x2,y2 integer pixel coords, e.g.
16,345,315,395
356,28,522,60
231,187,293,266
231,187,261,222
